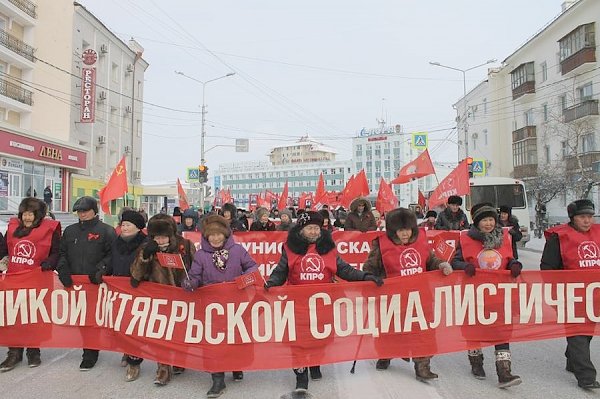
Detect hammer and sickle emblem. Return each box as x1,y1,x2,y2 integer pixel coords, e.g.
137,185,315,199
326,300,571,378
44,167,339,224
115,165,124,175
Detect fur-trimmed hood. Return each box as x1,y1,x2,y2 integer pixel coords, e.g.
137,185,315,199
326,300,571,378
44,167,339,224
286,224,335,255
350,197,371,213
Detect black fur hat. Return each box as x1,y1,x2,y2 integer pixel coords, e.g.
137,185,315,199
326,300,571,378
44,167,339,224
121,210,146,230
447,195,462,206
18,197,47,227
385,208,418,240
567,199,595,219
147,214,177,238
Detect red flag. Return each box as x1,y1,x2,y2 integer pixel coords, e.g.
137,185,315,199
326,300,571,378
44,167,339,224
391,149,436,184
418,190,426,209
375,178,398,214
235,270,265,289
356,169,370,196
298,192,313,209
156,252,185,269
315,173,326,203
98,156,128,215
428,160,470,208
177,178,190,210
278,181,289,210
222,188,233,204
432,233,456,262
339,175,357,209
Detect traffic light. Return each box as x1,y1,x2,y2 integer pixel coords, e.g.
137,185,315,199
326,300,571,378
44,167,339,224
466,157,474,177
198,165,208,183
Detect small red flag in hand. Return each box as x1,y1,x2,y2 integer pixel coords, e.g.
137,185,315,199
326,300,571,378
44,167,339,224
235,270,264,289
156,252,185,269
432,234,456,262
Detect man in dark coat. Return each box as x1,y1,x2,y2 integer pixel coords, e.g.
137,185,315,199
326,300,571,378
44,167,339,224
498,205,523,259
345,197,376,232
56,196,116,371
435,195,469,231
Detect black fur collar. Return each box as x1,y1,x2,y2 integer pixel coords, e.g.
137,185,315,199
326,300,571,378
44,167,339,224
286,225,336,255
115,232,147,255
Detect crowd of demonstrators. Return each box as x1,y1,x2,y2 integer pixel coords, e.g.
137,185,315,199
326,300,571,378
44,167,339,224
269,208,280,219
363,208,453,379
371,209,384,231
220,203,247,232
451,202,523,388
541,199,600,389
345,197,377,232
414,205,425,219
130,213,196,386
319,209,334,231
333,209,347,229
265,211,383,393
178,208,200,233
56,196,116,371
250,207,276,231
498,205,523,259
182,215,258,397
277,208,295,231
435,195,469,231
0,198,61,372
419,210,437,230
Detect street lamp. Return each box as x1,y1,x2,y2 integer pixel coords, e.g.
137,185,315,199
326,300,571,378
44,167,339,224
174,70,236,208
429,59,496,157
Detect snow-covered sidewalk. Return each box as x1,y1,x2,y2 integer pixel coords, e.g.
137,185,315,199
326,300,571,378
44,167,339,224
522,236,546,253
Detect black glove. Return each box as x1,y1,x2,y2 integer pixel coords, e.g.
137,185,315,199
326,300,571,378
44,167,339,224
509,261,523,278
143,240,159,259
464,263,476,277
89,269,106,285
58,271,73,288
130,277,140,288
40,261,54,271
264,280,277,291
363,274,384,286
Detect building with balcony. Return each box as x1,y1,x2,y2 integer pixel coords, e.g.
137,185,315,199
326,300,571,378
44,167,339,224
269,135,336,165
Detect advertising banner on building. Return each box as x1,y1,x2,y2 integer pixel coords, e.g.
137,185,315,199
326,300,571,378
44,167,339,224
0,171,8,197
80,49,97,123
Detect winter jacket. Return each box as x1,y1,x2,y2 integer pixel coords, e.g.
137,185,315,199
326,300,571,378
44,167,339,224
345,197,377,232
187,235,258,288
363,233,444,278
106,231,147,276
267,225,370,286
250,220,276,231
230,218,247,232
435,208,469,231
57,216,116,275
499,215,522,259
130,235,196,287
177,209,199,234
451,226,517,271
277,221,295,231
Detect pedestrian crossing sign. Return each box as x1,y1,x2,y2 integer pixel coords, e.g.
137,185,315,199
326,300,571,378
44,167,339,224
412,133,428,150
186,167,199,182
471,159,486,176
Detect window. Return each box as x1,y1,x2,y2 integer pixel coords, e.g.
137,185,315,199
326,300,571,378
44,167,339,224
581,134,595,153
472,137,477,150
510,62,535,89
512,137,537,167
374,145,381,156
112,63,119,83
561,141,568,159
542,104,548,122
559,23,595,61
540,62,547,82
578,82,593,101
483,98,487,114
559,95,567,111
483,129,488,146
356,144,362,152
544,145,550,164
525,109,534,126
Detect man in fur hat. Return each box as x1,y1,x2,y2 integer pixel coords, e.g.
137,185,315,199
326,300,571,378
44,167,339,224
363,208,452,379
265,210,383,393
435,195,469,231
56,195,115,371
541,199,600,389
130,213,195,386
0,198,61,372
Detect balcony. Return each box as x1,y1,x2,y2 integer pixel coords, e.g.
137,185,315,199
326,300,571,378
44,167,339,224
563,99,599,123
512,125,536,142
0,78,33,105
513,164,538,179
8,0,37,18
512,81,535,100
565,151,600,172
0,30,35,62
561,46,596,75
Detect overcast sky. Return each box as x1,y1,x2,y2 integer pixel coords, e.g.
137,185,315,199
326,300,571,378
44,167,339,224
80,0,565,184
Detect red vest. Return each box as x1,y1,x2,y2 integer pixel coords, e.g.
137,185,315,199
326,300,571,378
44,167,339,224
285,243,337,285
547,224,600,270
459,228,512,270
379,229,430,278
6,218,60,273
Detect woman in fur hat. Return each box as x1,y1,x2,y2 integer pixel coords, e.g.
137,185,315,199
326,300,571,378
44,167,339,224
363,208,452,379
277,208,295,231
250,207,276,231
130,213,195,386
265,211,383,393
0,198,61,372
451,202,522,388
419,210,438,230
182,215,258,398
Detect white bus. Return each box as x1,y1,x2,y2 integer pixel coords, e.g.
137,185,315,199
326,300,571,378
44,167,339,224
465,177,531,244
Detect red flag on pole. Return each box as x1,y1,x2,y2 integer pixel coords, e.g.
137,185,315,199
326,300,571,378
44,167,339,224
428,160,470,209
375,178,398,214
339,175,356,209
176,178,190,210
391,149,436,184
98,156,128,215
418,190,427,209
356,169,370,196
278,181,289,210
315,173,326,202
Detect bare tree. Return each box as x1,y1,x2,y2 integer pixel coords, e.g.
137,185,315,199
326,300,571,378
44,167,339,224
527,163,568,205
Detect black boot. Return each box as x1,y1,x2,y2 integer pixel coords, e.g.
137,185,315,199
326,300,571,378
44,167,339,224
309,366,322,380
232,371,244,381
293,368,309,392
468,350,486,379
376,359,391,370
26,348,41,368
0,348,23,372
495,350,522,388
207,372,226,398
414,357,438,381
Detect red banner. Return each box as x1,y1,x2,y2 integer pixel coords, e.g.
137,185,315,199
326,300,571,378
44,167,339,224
428,160,470,208
3,269,600,373
81,67,96,123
